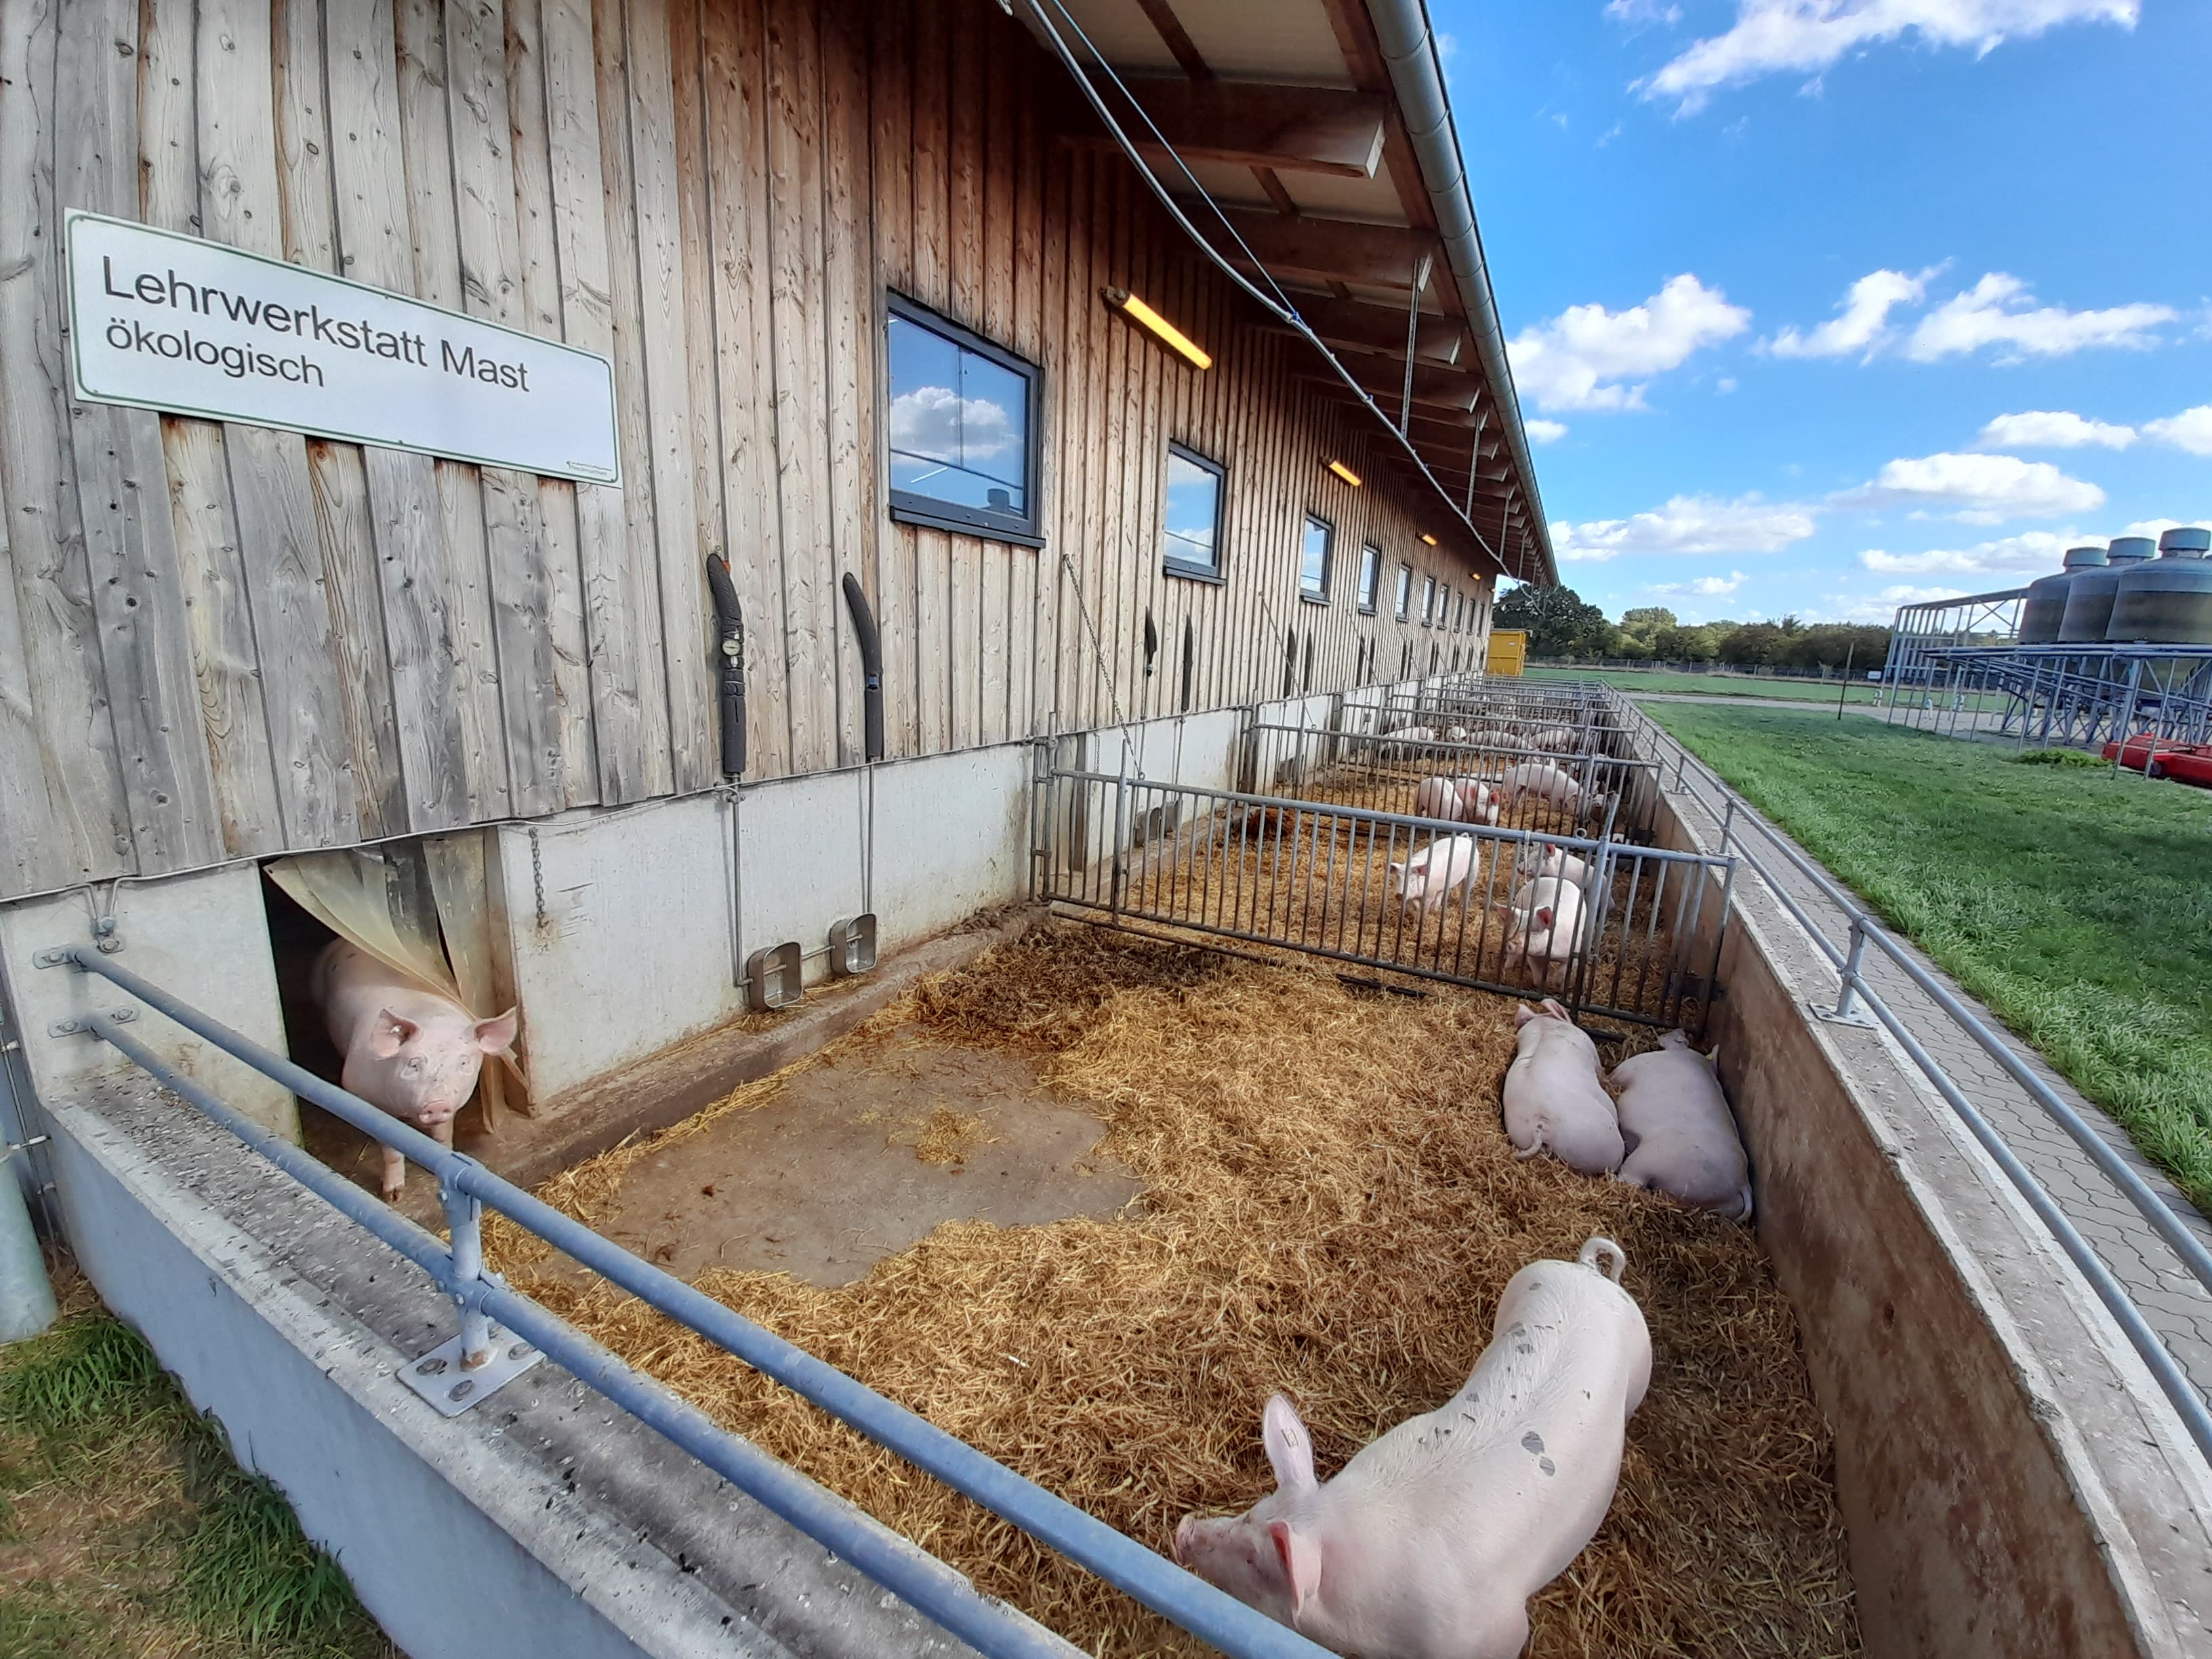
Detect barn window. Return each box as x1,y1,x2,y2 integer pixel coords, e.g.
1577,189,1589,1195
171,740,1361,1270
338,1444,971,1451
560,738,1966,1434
885,294,1041,546
1394,562,1412,620
1356,544,1380,614
1437,582,1452,630
1300,514,1333,603
1162,444,1225,580
1420,575,1437,626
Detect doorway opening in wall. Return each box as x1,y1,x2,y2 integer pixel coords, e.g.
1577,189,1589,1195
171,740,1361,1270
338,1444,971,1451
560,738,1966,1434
1283,628,1297,697
1401,639,1414,678
1180,618,1195,712
259,842,525,1220
1302,632,1316,693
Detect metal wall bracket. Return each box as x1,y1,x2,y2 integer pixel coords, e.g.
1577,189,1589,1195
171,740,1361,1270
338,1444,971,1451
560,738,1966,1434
49,1009,136,1038
399,1322,544,1416
33,947,77,969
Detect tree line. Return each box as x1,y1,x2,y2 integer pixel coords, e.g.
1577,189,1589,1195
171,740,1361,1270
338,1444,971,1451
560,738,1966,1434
1493,586,1891,672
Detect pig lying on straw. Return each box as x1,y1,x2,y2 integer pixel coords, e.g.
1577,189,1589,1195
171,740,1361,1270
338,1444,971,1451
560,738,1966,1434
1612,1029,1753,1220
1501,998,1622,1174
1176,1237,1651,1659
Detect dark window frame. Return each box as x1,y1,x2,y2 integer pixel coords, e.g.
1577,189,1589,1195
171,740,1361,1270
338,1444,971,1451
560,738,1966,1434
1420,574,1437,627
1394,562,1413,621
884,291,1045,548
1299,513,1334,605
1355,543,1380,615
1160,441,1228,583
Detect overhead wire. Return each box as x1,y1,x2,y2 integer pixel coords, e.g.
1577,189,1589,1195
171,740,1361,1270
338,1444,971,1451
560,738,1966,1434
1021,0,1523,581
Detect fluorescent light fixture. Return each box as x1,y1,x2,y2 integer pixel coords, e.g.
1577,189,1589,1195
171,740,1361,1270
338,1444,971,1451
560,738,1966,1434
1419,533,1439,546
1326,459,1361,487
1101,287,1211,369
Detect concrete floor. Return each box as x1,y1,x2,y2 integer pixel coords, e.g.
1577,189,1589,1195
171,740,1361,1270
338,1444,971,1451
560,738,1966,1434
590,1027,1139,1285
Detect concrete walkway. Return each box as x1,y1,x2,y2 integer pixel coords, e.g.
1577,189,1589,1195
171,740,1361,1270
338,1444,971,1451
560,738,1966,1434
1645,729,2212,1408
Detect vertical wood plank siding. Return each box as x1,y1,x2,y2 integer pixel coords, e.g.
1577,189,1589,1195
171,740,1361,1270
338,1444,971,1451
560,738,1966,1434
0,0,1502,903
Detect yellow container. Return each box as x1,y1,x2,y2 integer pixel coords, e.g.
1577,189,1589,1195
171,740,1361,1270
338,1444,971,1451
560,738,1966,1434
1487,629,1526,676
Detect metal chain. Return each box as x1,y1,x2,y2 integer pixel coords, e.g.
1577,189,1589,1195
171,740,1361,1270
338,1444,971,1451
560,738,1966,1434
529,828,546,930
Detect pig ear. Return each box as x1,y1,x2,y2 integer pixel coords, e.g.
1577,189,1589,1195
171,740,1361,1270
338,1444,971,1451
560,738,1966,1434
369,1009,416,1059
1385,861,1403,879
474,1006,520,1054
1513,1002,1536,1027
1261,1394,1317,1496
1268,1519,1323,1616
1534,905,1555,929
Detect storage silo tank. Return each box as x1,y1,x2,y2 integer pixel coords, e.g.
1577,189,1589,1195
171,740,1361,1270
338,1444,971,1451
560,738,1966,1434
2020,544,2108,642
2107,527,2212,644
2056,539,2146,642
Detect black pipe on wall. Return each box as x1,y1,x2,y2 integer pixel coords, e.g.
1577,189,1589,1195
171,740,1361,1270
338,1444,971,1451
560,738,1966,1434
841,572,886,762
705,554,747,779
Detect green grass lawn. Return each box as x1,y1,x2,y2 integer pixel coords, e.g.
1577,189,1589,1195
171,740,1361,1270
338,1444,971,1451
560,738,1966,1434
1524,665,1885,704
1650,704,2212,1211
1,1277,391,1658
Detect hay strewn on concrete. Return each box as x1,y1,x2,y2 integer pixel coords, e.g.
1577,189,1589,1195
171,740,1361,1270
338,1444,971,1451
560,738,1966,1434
490,924,1857,1658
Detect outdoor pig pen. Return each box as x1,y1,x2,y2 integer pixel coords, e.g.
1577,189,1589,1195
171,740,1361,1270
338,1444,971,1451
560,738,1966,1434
482,921,1857,1659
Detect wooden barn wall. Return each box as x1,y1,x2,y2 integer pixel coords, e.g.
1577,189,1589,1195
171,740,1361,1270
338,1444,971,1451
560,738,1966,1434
0,0,1501,902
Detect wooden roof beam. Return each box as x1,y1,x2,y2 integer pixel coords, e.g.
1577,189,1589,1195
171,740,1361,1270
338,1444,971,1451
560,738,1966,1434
1069,79,1389,178
1264,295,1464,365
1199,204,1439,289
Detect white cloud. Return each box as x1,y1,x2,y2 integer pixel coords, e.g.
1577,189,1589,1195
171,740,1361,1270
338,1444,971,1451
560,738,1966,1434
1639,0,2139,115
1832,452,2104,523
1645,570,1750,598
1552,493,1818,562
1766,268,1934,360
1606,0,1683,23
1973,409,2135,449
887,385,1016,460
1525,418,1569,445
2143,404,2212,457
1820,583,1972,623
1507,274,1751,413
1905,273,2173,361
1859,529,2072,575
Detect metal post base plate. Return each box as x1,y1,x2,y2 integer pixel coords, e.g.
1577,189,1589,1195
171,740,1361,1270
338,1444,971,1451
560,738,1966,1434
399,1324,544,1416
1810,1000,1879,1031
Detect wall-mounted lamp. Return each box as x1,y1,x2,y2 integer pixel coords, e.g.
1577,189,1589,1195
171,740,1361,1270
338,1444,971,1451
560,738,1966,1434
1418,533,1439,547
1326,459,1361,488
1102,287,1211,369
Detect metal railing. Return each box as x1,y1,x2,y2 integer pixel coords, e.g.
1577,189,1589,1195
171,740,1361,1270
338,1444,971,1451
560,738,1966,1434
47,946,1336,1659
1039,766,1734,1033
1614,700,2212,1465
1243,721,1663,843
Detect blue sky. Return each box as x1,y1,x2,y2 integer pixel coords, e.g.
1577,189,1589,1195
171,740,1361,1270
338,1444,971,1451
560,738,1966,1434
1436,0,2210,624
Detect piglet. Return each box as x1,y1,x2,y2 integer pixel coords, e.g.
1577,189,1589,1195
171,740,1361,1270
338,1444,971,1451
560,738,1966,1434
1411,776,1501,827
1498,760,1584,813
1502,999,1622,1174
1175,1237,1650,1659
1496,876,1586,989
1612,1030,1753,1220
312,940,518,1201
1387,834,1479,923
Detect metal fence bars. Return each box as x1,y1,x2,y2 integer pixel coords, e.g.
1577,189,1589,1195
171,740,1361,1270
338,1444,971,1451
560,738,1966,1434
1608,699,2212,1469
1885,643,2212,751
1038,768,1734,1033
1368,675,1618,738
45,947,1339,1659
1242,720,1664,843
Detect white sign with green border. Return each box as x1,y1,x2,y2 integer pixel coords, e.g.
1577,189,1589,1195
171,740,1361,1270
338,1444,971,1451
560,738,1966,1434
66,211,620,485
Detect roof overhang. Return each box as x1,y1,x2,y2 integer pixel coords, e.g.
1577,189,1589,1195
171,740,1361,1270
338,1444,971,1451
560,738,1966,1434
1019,0,1556,586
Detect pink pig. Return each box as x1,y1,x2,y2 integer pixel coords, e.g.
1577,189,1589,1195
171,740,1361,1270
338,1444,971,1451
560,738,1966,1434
1495,876,1586,989
1411,777,1500,826
1174,1237,1650,1659
312,940,518,1201
1611,1031,1753,1220
1502,1000,1622,1174
1387,834,1479,922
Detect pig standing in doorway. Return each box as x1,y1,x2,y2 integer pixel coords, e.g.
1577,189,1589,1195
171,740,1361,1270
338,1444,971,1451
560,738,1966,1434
312,940,518,1201
1175,1237,1650,1659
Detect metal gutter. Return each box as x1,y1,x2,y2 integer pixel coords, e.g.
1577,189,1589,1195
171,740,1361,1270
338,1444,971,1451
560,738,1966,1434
1366,0,1556,586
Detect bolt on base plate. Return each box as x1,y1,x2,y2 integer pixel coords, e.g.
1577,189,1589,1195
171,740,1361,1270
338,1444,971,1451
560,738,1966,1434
399,1324,544,1416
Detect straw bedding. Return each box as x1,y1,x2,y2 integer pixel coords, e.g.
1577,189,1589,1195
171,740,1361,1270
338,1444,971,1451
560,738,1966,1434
487,924,1857,1658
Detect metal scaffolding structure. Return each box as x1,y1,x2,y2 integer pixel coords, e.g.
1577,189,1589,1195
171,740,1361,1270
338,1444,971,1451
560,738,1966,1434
1879,588,2212,748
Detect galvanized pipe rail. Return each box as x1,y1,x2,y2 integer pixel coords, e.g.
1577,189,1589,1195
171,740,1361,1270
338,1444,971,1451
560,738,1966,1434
1615,701,2212,1465
51,946,1336,1659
